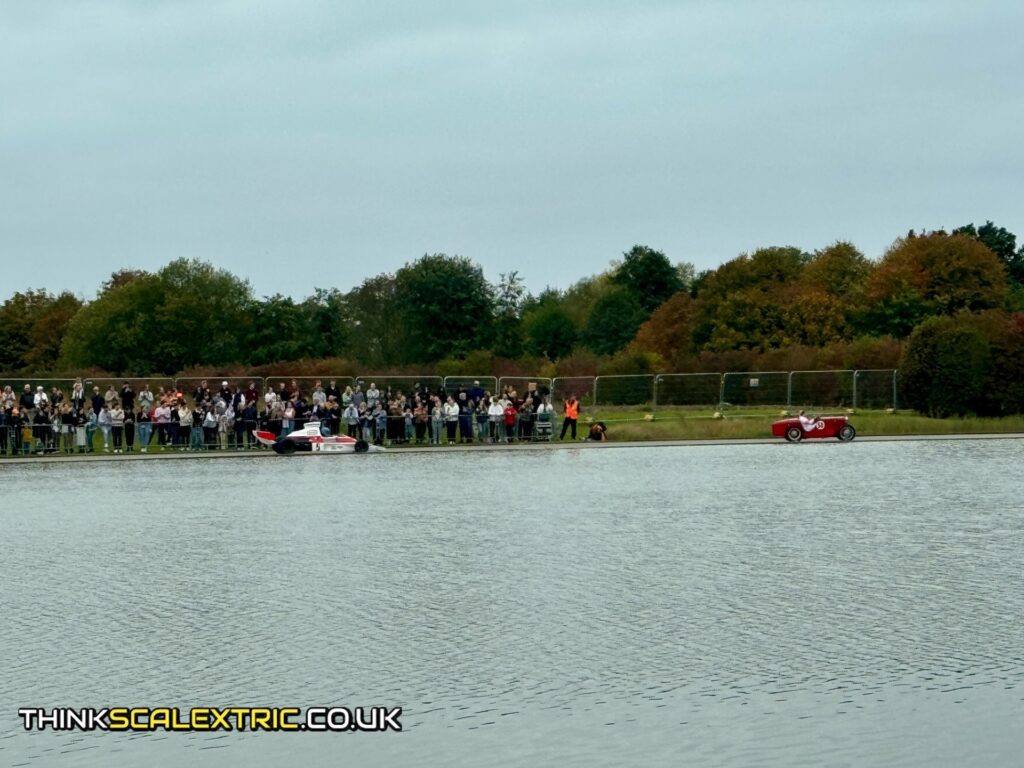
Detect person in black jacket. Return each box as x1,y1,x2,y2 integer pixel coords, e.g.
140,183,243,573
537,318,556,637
90,386,105,416
120,382,135,413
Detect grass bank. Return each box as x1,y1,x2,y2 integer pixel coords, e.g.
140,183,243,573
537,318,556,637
585,406,1024,442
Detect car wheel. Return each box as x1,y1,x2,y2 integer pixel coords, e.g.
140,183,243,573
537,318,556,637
785,426,803,442
354,440,369,453
274,438,297,455
838,424,856,442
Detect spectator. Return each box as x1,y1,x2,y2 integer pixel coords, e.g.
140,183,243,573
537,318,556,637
20,385,36,416
124,407,135,453
177,402,192,450
202,405,218,448
458,393,473,444
519,398,534,441
312,381,327,406
138,384,154,413
60,403,76,454
366,382,380,409
136,407,152,452
326,379,341,403
443,395,459,445
245,381,260,408
71,379,85,412
98,404,113,452
503,400,518,442
343,402,359,437
120,381,135,412
488,397,503,442
110,401,125,453
194,380,210,405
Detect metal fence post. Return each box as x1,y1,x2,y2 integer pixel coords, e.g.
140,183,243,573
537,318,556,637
787,371,794,407
893,369,898,410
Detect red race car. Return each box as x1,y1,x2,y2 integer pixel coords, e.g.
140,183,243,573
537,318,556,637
772,414,856,442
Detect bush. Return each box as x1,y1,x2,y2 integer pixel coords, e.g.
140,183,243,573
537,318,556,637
900,317,991,416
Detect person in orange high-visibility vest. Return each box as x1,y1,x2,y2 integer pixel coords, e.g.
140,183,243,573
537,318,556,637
560,396,579,440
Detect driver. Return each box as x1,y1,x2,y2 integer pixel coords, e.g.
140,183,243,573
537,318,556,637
798,410,819,431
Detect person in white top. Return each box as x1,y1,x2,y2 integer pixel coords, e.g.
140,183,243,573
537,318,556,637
797,410,819,431
442,396,460,444
366,383,381,408
487,398,504,443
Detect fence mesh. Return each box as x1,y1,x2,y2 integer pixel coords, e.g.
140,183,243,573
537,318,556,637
354,376,444,400
789,370,855,409
551,377,595,407
84,377,177,410
443,376,498,396
594,375,654,406
855,369,898,409
174,377,262,409
720,372,790,408
1,378,77,412
498,377,552,402
654,373,722,407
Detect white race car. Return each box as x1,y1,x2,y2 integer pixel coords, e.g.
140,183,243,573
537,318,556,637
253,421,376,454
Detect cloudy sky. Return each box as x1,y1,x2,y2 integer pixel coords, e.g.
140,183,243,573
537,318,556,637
2,0,1021,302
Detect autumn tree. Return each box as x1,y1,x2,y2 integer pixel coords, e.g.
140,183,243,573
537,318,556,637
0,290,83,373
630,292,696,365
863,232,1009,337
692,246,809,351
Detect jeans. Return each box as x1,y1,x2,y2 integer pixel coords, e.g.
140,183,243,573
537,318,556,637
137,422,152,450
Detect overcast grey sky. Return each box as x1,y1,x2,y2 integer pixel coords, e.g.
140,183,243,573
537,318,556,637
2,0,1021,302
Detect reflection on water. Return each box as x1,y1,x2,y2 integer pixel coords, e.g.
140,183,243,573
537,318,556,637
2,440,1023,767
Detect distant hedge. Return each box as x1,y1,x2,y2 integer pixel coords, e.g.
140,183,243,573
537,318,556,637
900,311,1024,417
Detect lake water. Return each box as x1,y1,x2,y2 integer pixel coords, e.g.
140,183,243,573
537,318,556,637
2,440,1022,767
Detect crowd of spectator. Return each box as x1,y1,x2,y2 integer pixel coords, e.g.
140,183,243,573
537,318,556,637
0,378,594,456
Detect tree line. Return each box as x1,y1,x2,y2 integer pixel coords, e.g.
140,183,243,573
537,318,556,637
2,221,1023,417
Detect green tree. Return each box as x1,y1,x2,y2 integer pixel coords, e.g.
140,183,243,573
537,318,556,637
522,301,577,360
392,254,495,363
342,274,404,367
246,295,311,365
610,245,686,312
60,259,253,374
59,274,166,373
492,271,527,358
954,221,1023,285
580,287,647,356
301,288,350,359
900,316,991,417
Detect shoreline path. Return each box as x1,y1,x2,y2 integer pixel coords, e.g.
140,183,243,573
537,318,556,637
2,432,1022,465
